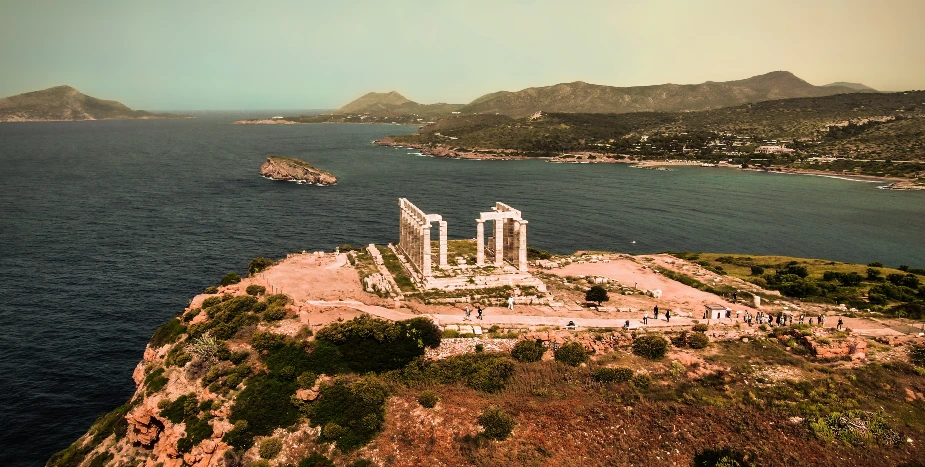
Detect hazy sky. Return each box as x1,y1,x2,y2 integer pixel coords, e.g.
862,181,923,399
2,0,923,110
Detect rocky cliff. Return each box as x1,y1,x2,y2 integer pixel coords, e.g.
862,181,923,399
259,157,337,186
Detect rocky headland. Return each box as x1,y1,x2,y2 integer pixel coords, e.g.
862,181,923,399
0,86,190,122
46,248,925,467
259,156,337,186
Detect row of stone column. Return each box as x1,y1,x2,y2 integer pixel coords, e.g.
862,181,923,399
398,199,448,277
476,217,528,272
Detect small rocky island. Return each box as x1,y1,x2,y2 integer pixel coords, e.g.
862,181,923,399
259,156,337,186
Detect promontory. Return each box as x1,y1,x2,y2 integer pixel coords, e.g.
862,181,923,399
0,85,189,122
260,156,337,185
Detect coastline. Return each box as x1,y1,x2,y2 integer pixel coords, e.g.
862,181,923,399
374,139,924,190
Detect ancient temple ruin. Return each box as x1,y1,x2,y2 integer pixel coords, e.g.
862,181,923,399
477,202,528,272
393,198,542,292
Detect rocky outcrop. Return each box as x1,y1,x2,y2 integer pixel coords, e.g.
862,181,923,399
259,156,337,186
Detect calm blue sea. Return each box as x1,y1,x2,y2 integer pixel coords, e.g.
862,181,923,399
1,113,924,466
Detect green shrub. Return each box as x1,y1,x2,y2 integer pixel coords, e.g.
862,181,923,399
266,293,292,307
144,367,168,393
910,345,925,367
150,318,187,348
246,285,267,296
202,296,222,309
418,390,439,408
159,393,198,423
204,285,219,294
477,406,515,441
554,342,588,366
252,331,286,351
631,373,653,389
179,415,213,453
299,453,335,467
264,306,287,322
220,272,242,286
166,344,192,367
306,376,388,451
692,323,709,333
259,437,283,459
750,265,765,276
315,316,441,373
592,367,634,383
297,371,318,388
632,334,668,360
349,461,373,467
689,332,710,349
511,339,545,362
249,257,275,275
225,374,299,449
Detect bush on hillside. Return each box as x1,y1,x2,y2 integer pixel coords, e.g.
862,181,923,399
592,367,634,384
259,437,283,459
150,318,187,348
398,353,516,393
511,339,545,362
225,375,299,449
249,257,275,275
306,376,389,451
246,285,266,296
692,323,709,333
220,272,242,286
299,453,335,467
315,316,440,373
633,334,668,360
418,390,439,408
554,342,588,366
477,406,515,441
688,332,710,349
251,331,286,352
204,286,219,294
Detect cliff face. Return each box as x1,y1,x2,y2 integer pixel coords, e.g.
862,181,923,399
259,157,337,185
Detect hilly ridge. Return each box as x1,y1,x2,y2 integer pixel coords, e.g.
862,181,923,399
459,71,873,117
0,86,187,122
332,71,875,119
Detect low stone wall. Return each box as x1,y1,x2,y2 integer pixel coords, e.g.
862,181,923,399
425,338,519,359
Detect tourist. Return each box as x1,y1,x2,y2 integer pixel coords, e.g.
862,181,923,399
464,305,471,321
623,320,630,330
507,295,515,311
665,309,671,322
799,314,805,325
809,317,814,325
733,292,738,303
476,304,483,320
643,311,649,325
654,306,659,320
837,318,844,331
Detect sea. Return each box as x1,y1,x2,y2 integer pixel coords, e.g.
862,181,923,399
1,112,924,466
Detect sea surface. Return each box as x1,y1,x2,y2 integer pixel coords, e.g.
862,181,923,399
1,113,924,466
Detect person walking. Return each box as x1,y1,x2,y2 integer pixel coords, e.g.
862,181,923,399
643,311,649,325
464,305,471,321
476,304,483,320
665,309,671,322
507,295,515,311
837,318,844,331
654,305,659,320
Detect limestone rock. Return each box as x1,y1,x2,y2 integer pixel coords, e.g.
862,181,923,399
260,156,337,186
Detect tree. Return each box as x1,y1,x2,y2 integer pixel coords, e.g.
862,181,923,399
554,342,588,366
585,285,609,305
511,339,545,362
220,272,241,286
248,257,275,276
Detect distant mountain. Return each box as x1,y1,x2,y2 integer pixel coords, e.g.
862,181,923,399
823,82,878,92
459,71,875,117
0,86,187,122
335,91,463,116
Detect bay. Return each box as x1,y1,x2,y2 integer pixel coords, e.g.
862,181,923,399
0,114,923,466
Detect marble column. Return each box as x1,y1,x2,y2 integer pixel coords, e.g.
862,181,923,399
421,224,432,276
476,220,485,266
518,220,528,272
494,218,504,266
438,221,448,269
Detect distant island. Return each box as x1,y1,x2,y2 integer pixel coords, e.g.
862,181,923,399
260,156,337,186
0,86,190,122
